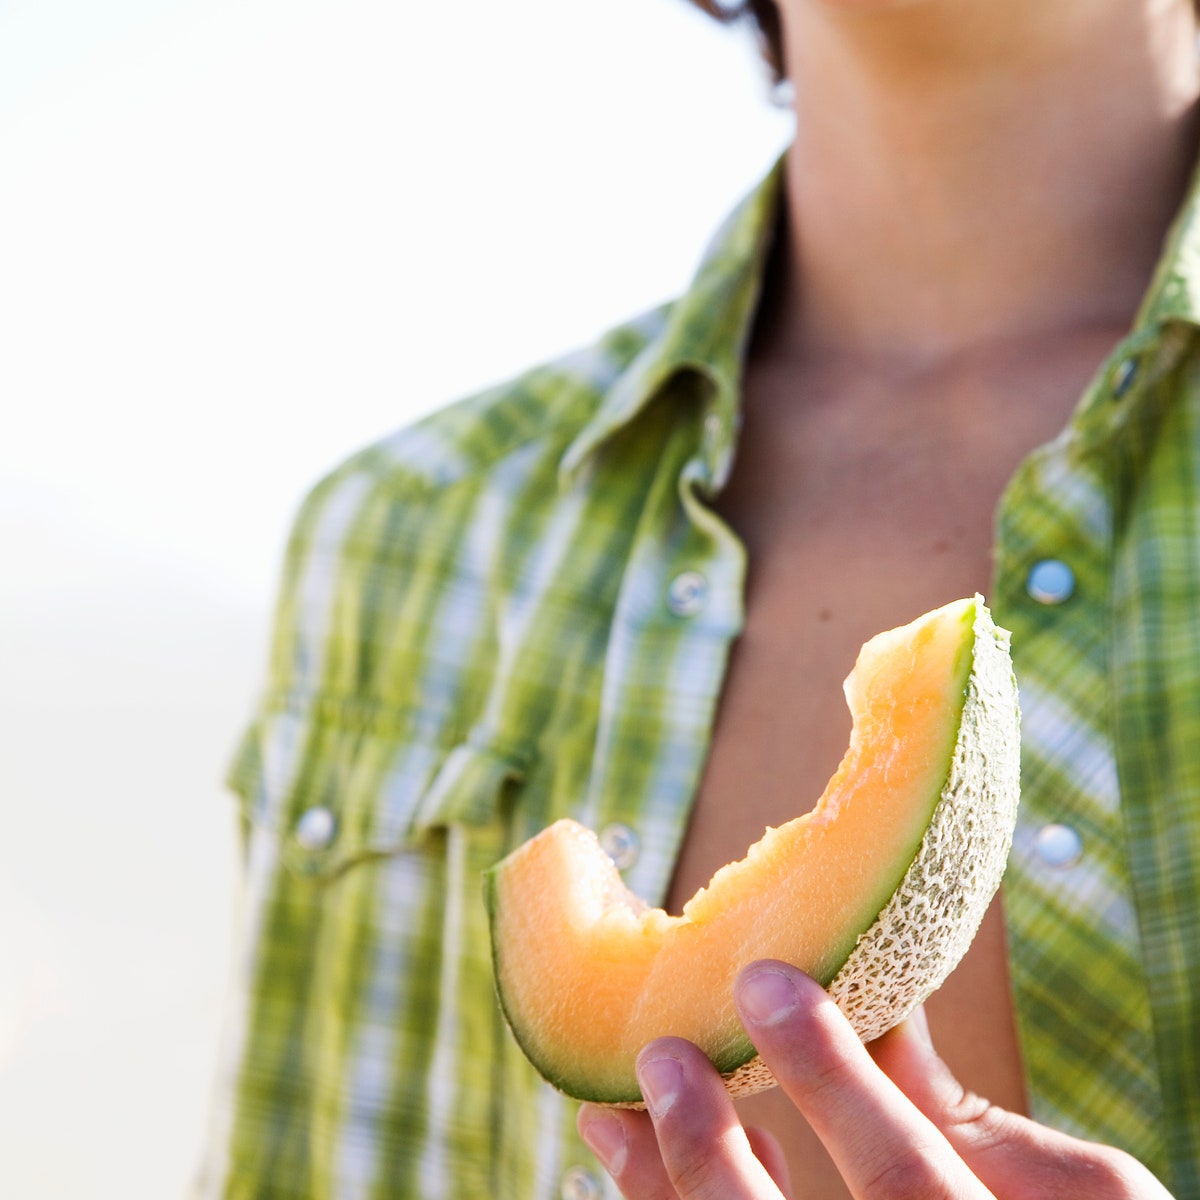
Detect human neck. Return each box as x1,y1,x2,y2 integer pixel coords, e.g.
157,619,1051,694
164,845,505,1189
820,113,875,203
769,0,1200,367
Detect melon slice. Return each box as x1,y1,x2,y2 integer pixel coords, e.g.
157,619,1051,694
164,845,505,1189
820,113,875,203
486,595,1020,1106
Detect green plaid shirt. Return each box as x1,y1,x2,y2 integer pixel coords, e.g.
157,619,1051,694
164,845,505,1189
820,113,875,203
198,158,1200,1199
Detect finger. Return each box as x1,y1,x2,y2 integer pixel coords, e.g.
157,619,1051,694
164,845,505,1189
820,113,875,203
577,1104,675,1200
577,1101,794,1200
868,1015,1174,1199
634,1036,784,1200
745,1126,792,1195
866,1015,1021,1193
867,1009,1012,1152
735,961,995,1199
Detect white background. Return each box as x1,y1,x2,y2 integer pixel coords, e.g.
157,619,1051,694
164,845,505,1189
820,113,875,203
0,2,790,1195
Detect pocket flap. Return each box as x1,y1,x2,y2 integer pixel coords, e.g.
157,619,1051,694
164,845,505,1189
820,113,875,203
410,730,530,834
228,706,530,881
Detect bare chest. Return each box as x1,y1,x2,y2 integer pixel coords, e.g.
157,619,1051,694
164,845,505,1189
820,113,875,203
660,350,1099,1196
666,361,1040,919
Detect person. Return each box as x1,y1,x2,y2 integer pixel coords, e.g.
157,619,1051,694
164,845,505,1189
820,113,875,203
197,1,1200,1197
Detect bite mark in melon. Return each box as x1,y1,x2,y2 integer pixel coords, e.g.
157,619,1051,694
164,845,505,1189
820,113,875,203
486,595,1021,1105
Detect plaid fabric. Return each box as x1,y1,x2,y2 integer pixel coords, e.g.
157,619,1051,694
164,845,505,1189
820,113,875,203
198,157,1200,1199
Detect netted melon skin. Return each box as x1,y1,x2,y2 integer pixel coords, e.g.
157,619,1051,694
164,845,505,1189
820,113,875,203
716,601,1021,1100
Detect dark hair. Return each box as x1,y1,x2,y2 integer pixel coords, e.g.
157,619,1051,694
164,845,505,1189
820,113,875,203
687,0,785,82
688,1,1200,84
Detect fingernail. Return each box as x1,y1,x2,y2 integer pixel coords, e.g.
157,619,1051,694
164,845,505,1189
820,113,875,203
738,967,800,1026
637,1055,682,1117
578,1109,628,1176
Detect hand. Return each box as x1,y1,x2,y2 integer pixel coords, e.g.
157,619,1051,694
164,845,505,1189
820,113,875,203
576,960,1172,1199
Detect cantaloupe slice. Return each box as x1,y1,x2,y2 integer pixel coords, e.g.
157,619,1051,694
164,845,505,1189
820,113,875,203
486,595,1020,1105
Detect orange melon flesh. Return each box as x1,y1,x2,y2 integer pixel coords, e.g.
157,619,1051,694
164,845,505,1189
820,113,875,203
486,596,1020,1104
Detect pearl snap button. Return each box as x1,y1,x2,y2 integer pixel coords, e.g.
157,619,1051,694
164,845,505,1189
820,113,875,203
667,571,708,617
1034,823,1083,868
599,822,640,870
561,1165,602,1200
294,806,336,851
1026,559,1075,605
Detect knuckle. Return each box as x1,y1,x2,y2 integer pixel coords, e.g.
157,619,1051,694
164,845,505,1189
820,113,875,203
860,1149,955,1200
802,1046,861,1101
943,1087,1014,1152
662,1145,727,1200
785,1006,864,1100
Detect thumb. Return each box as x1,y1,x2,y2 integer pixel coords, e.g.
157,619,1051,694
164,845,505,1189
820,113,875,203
869,1008,1169,1199
868,1007,1004,1133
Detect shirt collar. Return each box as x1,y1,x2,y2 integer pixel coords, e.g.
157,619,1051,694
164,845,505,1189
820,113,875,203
559,157,784,489
561,144,1200,487
1063,152,1200,436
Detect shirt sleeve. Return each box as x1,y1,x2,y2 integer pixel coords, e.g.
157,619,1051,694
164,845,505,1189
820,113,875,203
194,444,582,1200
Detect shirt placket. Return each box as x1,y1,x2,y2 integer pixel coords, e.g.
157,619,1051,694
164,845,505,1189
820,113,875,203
994,346,1166,1175
547,393,747,1199
579,409,746,905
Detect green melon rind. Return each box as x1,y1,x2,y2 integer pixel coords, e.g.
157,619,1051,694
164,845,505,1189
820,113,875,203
489,596,1021,1106
716,595,1021,1101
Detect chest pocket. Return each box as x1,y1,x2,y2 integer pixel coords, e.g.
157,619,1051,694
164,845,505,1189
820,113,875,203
228,702,533,882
